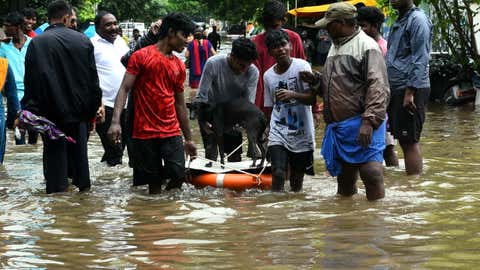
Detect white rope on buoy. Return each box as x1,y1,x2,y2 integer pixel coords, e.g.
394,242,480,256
193,156,269,179
224,139,247,160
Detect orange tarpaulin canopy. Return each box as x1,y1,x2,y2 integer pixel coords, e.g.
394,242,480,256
288,0,378,18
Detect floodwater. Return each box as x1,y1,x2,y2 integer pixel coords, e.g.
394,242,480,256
2,40,480,268
1,101,480,269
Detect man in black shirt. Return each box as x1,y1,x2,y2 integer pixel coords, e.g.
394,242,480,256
207,25,221,52
22,0,102,194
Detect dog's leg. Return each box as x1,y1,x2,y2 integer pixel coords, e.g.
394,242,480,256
218,134,225,167
258,122,267,167
258,139,266,167
247,131,258,167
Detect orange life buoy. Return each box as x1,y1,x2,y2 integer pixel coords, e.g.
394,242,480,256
190,173,272,191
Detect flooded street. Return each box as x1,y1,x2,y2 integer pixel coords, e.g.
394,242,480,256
1,101,479,269
2,35,480,268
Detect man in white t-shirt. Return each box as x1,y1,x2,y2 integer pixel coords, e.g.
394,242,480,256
263,29,316,192
91,11,129,166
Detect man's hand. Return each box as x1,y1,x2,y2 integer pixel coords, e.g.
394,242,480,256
107,123,122,145
403,88,416,114
89,121,96,135
276,89,296,102
13,118,19,129
300,71,317,84
149,19,162,35
96,105,106,124
358,121,373,148
184,140,197,160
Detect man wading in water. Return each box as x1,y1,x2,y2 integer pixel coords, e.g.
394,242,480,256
108,13,197,194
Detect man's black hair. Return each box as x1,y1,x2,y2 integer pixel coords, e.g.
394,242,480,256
21,7,37,19
261,0,285,27
231,37,258,61
47,0,72,21
157,13,195,39
265,29,290,50
94,11,111,29
133,28,139,33
357,6,385,30
5,12,24,27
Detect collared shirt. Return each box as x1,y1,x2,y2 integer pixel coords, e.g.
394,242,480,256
386,6,432,91
129,38,138,50
0,35,32,100
91,34,129,107
320,29,390,128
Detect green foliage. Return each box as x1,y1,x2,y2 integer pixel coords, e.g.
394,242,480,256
422,0,480,71
376,0,397,26
77,0,100,21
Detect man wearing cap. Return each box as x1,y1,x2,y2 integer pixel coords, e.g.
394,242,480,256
386,0,431,176
301,2,389,201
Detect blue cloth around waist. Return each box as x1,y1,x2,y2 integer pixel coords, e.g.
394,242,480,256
321,115,386,176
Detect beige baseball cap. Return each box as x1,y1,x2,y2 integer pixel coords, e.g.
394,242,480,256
315,2,357,29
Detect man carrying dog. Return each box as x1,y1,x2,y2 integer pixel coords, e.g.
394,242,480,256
195,37,259,164
302,3,389,200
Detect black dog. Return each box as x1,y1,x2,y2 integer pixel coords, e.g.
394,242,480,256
197,98,267,168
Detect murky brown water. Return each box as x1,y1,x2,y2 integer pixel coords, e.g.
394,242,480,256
1,101,480,269
3,34,480,268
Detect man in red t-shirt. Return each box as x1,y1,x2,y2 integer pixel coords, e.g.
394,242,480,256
108,13,197,194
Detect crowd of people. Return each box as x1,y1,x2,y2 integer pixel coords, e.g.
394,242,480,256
0,0,432,201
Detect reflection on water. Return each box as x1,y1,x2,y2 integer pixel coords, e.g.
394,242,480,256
2,100,480,267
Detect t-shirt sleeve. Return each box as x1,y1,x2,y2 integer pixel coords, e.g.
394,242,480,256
126,50,143,76
174,58,186,93
197,59,214,103
246,65,259,104
263,72,273,107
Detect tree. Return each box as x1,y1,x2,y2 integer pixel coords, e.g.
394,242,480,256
425,0,480,71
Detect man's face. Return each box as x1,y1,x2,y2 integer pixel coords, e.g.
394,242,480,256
3,22,19,37
98,13,118,43
268,39,292,63
69,10,78,30
358,20,375,39
170,30,190,53
229,55,253,74
133,30,140,39
326,20,344,39
390,0,410,10
24,16,36,32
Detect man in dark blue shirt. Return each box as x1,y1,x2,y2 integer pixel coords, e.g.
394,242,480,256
386,0,432,176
